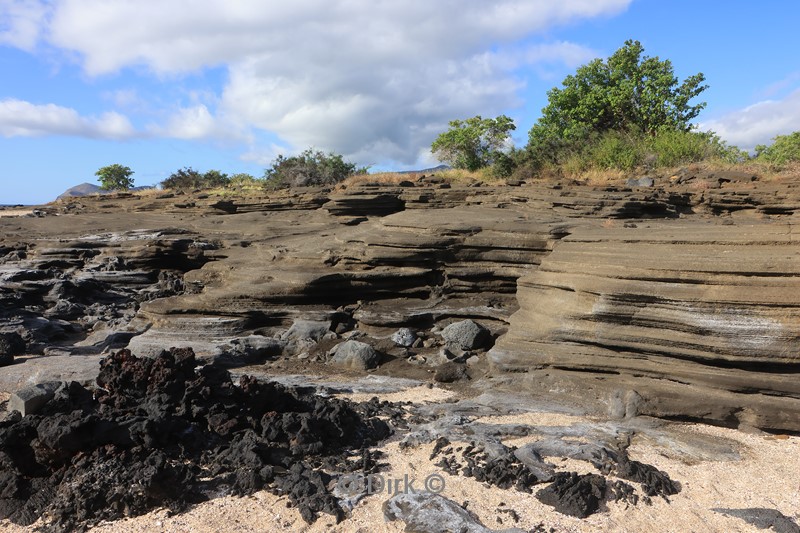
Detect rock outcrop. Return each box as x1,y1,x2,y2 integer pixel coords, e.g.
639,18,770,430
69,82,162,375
3,170,800,431
488,221,800,432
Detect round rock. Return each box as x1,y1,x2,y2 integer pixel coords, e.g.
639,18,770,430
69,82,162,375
329,340,379,371
440,319,489,351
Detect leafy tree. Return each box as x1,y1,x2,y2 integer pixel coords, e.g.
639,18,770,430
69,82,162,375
263,148,366,188
528,40,708,163
755,131,800,168
95,164,134,190
431,115,516,171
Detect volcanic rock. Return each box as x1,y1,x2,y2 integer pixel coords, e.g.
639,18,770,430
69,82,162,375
0,348,399,531
390,327,417,347
441,319,490,351
0,332,25,366
536,472,608,518
8,381,63,416
383,492,523,533
329,340,380,370
434,362,470,383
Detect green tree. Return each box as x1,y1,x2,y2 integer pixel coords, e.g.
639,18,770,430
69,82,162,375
95,164,134,190
263,148,366,188
431,115,516,171
528,40,708,163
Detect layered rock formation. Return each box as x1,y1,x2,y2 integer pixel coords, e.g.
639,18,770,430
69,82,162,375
2,170,800,431
488,220,800,431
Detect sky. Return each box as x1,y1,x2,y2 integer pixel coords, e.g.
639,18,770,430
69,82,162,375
1,0,800,204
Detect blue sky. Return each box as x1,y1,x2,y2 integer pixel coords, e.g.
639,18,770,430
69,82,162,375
1,0,799,204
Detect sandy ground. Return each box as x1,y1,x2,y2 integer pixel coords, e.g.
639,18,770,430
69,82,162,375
1,387,797,533
0,209,33,218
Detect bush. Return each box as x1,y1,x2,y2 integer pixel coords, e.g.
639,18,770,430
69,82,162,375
161,168,231,191
528,129,744,176
645,130,713,167
228,173,261,189
201,169,230,188
263,149,366,189
590,131,642,171
96,164,134,191
755,131,800,169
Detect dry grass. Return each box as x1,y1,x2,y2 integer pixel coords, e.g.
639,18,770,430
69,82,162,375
337,172,425,189
337,168,496,189
130,188,163,198
569,168,629,185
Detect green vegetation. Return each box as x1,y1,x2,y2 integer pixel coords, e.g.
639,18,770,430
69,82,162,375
263,148,367,189
525,40,714,173
228,173,261,189
755,131,800,169
551,129,748,175
431,115,516,176
160,167,231,191
95,164,134,191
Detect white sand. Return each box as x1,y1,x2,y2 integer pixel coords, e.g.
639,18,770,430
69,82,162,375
1,388,798,532
0,209,33,218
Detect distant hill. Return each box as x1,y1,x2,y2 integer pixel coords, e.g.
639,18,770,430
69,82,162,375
57,183,155,200
397,164,450,174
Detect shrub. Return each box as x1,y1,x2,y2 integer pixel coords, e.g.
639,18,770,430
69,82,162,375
228,173,261,189
161,167,204,190
755,131,800,169
201,169,230,188
644,130,713,167
263,149,366,189
589,131,641,171
529,128,744,176
161,168,231,191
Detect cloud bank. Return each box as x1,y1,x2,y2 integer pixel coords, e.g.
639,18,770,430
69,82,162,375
1,0,632,164
0,99,135,139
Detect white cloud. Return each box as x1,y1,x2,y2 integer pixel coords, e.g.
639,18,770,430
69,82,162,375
152,104,251,143
44,1,629,76
0,0,47,51
156,104,217,140
5,0,631,163
0,98,136,139
700,89,800,149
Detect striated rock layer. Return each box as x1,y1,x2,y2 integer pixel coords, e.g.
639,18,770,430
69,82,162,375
488,221,800,432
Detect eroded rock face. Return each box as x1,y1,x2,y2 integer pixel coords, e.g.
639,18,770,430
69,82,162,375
489,221,800,432
3,175,800,433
